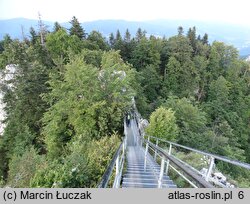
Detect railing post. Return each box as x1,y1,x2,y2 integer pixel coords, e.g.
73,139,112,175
158,157,166,188
123,139,125,154
165,143,172,175
144,136,150,171
115,155,119,176
205,156,214,181
154,139,159,161
140,132,144,147
113,155,120,188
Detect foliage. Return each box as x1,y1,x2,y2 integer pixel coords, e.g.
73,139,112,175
146,107,178,141
131,37,161,71
163,96,209,149
87,31,109,51
0,19,249,187
7,147,44,187
69,16,86,39
42,50,135,158
31,134,120,187
46,29,83,63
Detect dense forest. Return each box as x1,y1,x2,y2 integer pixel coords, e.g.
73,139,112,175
0,16,249,187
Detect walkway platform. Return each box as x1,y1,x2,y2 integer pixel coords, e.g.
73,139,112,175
122,119,176,188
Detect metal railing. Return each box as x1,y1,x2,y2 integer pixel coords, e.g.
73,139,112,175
99,107,250,188
144,135,250,188
149,136,250,170
98,120,127,188
132,105,250,188
142,138,214,188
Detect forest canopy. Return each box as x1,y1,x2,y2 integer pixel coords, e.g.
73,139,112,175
0,17,249,187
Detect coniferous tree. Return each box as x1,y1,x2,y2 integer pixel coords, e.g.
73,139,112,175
53,22,62,32
140,65,161,103
87,31,109,50
113,30,123,51
131,37,160,71
29,27,37,45
69,16,86,39
177,26,184,36
0,24,249,187
115,30,122,41
0,41,3,54
122,29,134,62
135,28,146,42
197,35,201,41
124,29,131,43
109,33,115,48
202,33,209,45
187,27,197,55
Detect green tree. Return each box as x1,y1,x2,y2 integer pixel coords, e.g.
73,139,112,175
163,96,208,148
31,134,120,187
122,29,135,62
29,27,38,45
193,55,209,101
205,76,248,161
187,27,197,55
42,50,136,159
46,29,83,63
0,40,54,183
6,147,44,187
163,35,197,97
109,32,115,48
206,76,230,120
177,26,184,36
202,33,208,45
135,28,146,42
0,35,13,68
146,107,178,141
69,16,86,39
124,29,131,43
87,31,108,51
140,64,161,103
163,56,181,97
208,42,239,81
53,22,62,32
131,37,160,71
113,30,124,51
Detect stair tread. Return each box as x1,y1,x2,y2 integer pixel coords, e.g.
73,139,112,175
122,137,176,188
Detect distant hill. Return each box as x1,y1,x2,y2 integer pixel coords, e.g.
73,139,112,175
1,18,250,56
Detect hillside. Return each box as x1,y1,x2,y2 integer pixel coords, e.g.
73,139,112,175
1,18,250,55
0,17,249,188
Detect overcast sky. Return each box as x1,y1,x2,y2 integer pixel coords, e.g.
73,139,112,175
0,0,250,26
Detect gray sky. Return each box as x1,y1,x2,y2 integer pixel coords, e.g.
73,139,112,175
0,0,250,26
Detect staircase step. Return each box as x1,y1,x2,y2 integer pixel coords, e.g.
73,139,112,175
123,178,174,184
127,164,160,168
126,168,160,172
122,182,177,188
125,171,160,176
123,174,170,180
122,137,176,188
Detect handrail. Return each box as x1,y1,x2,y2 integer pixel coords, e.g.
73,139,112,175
133,107,250,187
98,140,124,188
148,135,250,170
98,119,127,188
143,138,214,188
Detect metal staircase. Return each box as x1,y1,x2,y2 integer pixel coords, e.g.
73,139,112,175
122,146,176,188
98,110,250,188
121,118,176,188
